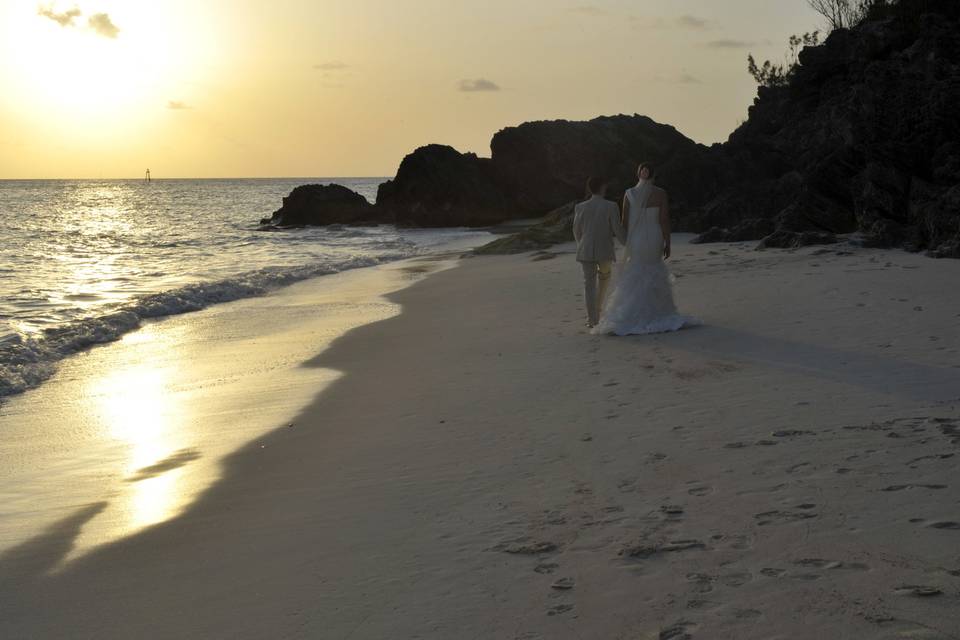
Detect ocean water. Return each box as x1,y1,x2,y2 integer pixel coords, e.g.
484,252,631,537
0,178,491,400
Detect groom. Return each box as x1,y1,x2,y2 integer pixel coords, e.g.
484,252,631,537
573,176,626,328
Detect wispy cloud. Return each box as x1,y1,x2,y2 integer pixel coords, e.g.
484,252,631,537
88,12,119,38
569,5,609,17
653,72,702,85
38,6,120,39
628,14,716,30
458,78,501,92
707,39,755,48
676,14,712,29
313,61,349,71
167,101,191,110
37,5,81,27
87,13,120,38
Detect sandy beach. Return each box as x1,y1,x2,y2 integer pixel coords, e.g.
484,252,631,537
2,235,960,639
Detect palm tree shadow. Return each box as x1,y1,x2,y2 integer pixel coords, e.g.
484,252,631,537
0,501,107,587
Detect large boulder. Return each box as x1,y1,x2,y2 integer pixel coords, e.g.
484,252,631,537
262,184,377,227
488,115,720,221
375,144,510,227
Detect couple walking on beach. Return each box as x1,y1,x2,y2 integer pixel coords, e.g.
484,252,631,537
573,162,698,336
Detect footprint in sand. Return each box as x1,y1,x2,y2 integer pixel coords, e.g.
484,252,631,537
546,603,574,616
622,540,706,559
772,429,816,438
688,486,712,497
882,484,948,492
894,585,942,597
720,571,753,587
732,608,763,620
535,562,560,574
754,509,817,526
928,521,960,530
659,621,696,640
497,540,559,555
551,577,575,590
760,568,786,578
793,558,869,571
686,572,715,593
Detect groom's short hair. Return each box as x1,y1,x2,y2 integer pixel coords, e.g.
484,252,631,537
586,176,606,194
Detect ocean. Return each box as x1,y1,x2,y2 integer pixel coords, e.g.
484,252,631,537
0,178,491,400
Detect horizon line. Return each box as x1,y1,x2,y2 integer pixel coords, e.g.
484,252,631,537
0,176,393,182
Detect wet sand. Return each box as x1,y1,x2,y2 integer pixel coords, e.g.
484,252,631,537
1,237,959,639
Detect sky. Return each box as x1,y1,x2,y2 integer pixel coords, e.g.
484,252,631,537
0,0,824,179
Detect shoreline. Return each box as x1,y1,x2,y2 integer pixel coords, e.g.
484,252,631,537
0,251,467,561
2,237,959,638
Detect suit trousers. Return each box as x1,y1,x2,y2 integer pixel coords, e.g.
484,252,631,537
580,260,612,325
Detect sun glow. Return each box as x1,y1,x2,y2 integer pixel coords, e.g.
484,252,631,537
1,2,213,133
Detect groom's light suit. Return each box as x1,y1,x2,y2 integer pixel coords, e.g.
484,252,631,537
573,194,626,326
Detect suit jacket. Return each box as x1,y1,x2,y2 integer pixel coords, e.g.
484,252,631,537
572,195,626,262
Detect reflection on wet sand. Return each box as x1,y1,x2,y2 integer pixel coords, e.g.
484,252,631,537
0,260,429,565
92,362,190,532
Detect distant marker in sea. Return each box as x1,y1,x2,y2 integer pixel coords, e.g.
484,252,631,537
145,168,151,183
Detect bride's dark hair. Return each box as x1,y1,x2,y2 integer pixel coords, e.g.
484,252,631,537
637,162,656,179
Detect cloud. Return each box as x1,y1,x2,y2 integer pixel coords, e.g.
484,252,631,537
88,12,119,38
676,14,711,29
458,78,501,92
653,73,702,85
707,39,755,48
313,61,349,71
167,101,191,110
37,5,82,27
569,5,609,17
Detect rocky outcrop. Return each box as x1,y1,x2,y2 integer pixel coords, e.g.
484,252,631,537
261,184,377,227
693,0,960,257
375,144,510,227
488,115,720,219
266,0,960,257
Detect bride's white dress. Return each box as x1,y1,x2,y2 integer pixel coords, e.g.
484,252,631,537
592,182,699,336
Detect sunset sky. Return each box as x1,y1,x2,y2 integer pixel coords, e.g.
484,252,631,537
0,1,823,179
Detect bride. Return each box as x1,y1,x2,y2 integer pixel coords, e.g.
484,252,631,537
592,162,699,336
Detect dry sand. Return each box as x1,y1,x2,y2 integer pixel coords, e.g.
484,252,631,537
2,236,959,639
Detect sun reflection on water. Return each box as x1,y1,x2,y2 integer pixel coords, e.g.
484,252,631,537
90,337,188,533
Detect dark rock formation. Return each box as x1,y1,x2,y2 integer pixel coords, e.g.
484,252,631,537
261,184,376,227
267,0,960,257
488,115,719,219
693,0,960,257
375,144,510,227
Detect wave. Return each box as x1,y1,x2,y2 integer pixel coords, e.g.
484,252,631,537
0,252,412,400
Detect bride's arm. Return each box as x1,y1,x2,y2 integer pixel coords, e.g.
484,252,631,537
621,194,630,237
659,191,671,259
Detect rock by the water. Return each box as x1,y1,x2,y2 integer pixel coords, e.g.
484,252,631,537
262,184,377,227
264,0,960,256
375,144,509,227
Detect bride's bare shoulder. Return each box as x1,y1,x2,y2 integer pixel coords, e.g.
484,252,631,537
650,186,668,204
